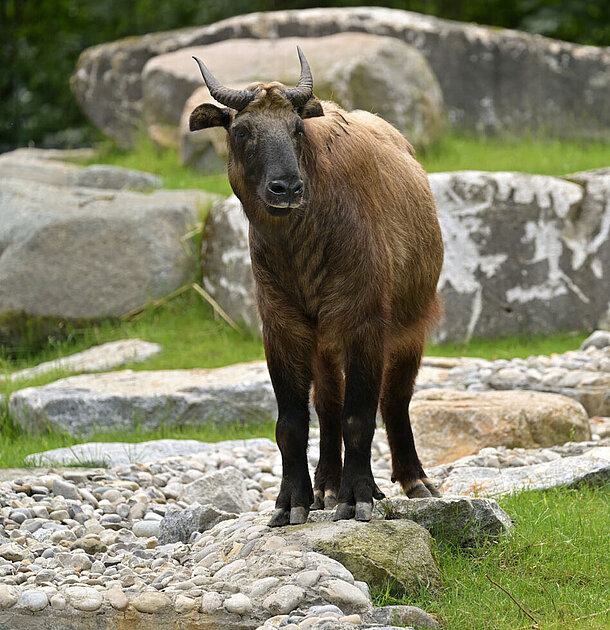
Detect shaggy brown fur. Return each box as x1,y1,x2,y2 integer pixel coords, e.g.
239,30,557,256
191,83,443,526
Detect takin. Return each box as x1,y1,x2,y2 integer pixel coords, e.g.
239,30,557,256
190,47,444,527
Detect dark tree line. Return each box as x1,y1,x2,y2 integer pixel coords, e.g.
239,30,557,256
2,0,609,151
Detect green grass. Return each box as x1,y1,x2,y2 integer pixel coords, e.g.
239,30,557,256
88,136,233,195
88,131,610,194
419,132,610,176
371,484,610,630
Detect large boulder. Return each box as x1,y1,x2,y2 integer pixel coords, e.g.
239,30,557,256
200,168,610,342
164,34,443,169
71,7,610,145
410,389,591,466
286,518,440,597
9,364,276,437
0,153,214,336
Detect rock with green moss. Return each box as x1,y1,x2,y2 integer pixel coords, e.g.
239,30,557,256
286,518,440,597
377,496,512,547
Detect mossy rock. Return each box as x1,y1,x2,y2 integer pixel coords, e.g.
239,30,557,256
288,518,441,596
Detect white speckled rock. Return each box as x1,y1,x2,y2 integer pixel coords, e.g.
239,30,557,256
20,590,48,611
224,593,252,615
0,585,18,609
262,585,306,615
317,580,371,612
132,592,172,613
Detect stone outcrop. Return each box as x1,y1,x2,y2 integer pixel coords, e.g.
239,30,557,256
0,151,215,332
71,7,610,145
0,339,161,383
409,389,591,465
9,364,276,437
167,34,442,170
200,168,610,342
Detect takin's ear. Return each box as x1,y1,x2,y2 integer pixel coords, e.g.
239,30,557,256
189,103,233,131
299,96,324,120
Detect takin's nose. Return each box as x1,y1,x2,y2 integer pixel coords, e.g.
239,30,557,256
266,178,304,207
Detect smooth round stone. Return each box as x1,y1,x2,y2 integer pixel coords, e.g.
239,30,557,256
296,570,321,588
52,479,80,501
224,593,252,615
0,543,25,562
250,577,280,598
21,590,48,611
201,591,223,613
105,587,128,611
132,592,171,613
263,585,306,615
174,594,197,613
0,584,18,608
318,579,370,611
132,521,160,538
50,594,67,610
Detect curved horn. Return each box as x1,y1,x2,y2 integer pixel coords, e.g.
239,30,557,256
283,46,313,108
192,56,255,111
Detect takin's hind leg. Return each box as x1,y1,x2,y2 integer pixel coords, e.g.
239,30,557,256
311,349,343,510
380,347,441,498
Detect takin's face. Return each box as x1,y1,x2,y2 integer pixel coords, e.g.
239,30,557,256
189,49,323,218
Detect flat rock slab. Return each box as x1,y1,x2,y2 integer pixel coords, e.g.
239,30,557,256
410,389,591,466
1,339,161,383
438,453,610,497
10,364,276,437
25,436,276,467
377,496,512,547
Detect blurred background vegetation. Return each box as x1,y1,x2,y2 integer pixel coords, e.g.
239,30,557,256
2,0,610,152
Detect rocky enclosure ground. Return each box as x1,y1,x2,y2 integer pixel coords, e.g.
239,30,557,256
0,333,608,628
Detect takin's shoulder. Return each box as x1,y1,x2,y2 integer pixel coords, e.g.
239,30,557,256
308,100,416,158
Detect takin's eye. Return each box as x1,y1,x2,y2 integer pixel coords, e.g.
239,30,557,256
232,125,250,143
294,121,305,138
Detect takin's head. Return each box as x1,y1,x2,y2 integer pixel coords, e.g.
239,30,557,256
189,48,324,217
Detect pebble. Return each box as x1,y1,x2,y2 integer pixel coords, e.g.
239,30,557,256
0,585,18,608
318,580,371,611
21,589,48,611
52,478,80,501
66,586,104,611
132,520,160,538
225,593,253,614
132,591,172,613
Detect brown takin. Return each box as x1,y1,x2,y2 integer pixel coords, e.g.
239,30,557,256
190,47,444,527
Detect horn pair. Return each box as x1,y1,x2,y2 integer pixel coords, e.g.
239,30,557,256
192,46,313,111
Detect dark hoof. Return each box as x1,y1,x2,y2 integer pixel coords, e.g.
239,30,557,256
422,477,442,497
355,501,373,521
290,506,309,525
333,502,356,521
373,483,385,500
311,491,324,510
268,508,290,527
324,493,338,510
406,481,433,498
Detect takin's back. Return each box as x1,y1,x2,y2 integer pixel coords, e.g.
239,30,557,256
301,101,444,330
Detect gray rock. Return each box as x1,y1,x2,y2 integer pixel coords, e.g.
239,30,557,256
200,196,259,333
1,339,161,383
181,467,253,514
378,496,512,546
439,453,610,496
287,519,440,597
580,330,610,351
175,34,443,171
0,178,202,323
0,150,162,191
429,170,609,342
224,593,252,615
317,579,371,614
71,7,610,145
51,478,80,501
0,585,18,609
26,435,275,467
159,504,236,544
132,520,160,538
262,585,305,615
364,605,439,629
20,590,48,611
194,166,610,342
11,364,276,437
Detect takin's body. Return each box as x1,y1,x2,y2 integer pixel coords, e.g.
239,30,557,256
190,52,443,526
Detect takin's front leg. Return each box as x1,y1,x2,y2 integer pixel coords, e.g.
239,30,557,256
311,348,344,510
265,329,314,528
334,337,386,522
